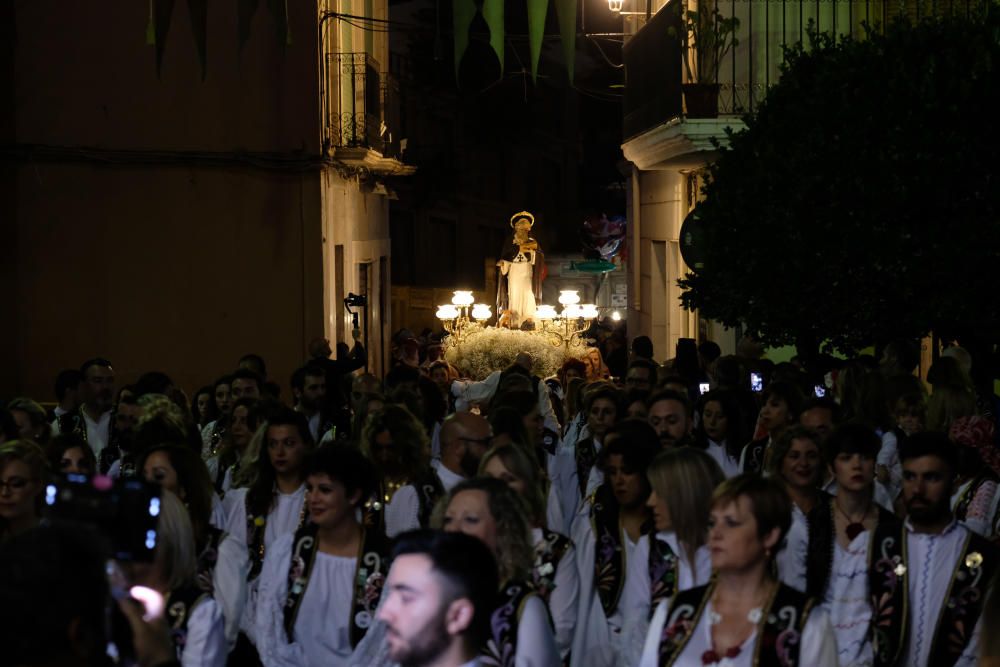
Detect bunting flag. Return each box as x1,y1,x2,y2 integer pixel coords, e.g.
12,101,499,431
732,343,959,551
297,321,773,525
481,0,505,75
453,0,477,79
267,0,293,46
187,0,208,79
238,0,259,52
553,0,576,82
526,0,547,82
150,0,176,76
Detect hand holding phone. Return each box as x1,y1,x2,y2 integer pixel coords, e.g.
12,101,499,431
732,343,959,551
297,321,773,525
750,372,763,392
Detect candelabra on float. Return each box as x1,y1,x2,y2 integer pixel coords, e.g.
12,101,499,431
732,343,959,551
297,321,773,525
535,290,599,351
436,290,492,342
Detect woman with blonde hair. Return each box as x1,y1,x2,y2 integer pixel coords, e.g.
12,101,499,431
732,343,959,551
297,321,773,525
640,475,836,666
0,440,48,541
625,448,723,666
434,476,559,666
480,445,579,659
128,490,227,667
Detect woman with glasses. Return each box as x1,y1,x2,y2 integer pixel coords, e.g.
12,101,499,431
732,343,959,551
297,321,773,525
0,440,47,541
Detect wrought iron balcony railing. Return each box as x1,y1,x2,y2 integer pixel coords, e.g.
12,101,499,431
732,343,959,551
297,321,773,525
324,52,403,158
624,0,992,140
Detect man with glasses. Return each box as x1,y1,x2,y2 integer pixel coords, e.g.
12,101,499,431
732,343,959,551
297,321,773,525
53,358,115,461
624,359,658,392
433,412,492,492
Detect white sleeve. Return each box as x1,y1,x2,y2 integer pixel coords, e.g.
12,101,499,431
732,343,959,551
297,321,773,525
224,488,249,546
210,495,228,531
638,600,668,667
221,467,234,496
385,485,421,538
878,431,902,499
955,615,983,667
253,533,305,667
108,460,122,480
212,533,249,650
555,448,581,533
618,536,652,667
206,457,220,484
514,595,560,667
452,371,502,405
569,514,613,667
800,606,839,667
546,486,565,536
548,544,580,659
201,422,215,456
181,598,228,667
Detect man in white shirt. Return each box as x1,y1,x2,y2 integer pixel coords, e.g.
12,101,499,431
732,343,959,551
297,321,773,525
433,412,492,492
291,363,329,442
379,530,498,667
871,431,998,667
54,358,115,461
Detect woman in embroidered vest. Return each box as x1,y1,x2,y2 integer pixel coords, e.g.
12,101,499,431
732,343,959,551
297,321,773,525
947,416,1000,538
739,382,804,474
571,420,659,667
480,444,579,660
127,490,227,667
207,397,259,496
435,476,560,666
766,426,825,593
361,403,443,538
655,474,837,666
255,444,387,667
802,424,901,667
0,441,47,542
225,408,313,652
634,447,725,667
695,391,748,479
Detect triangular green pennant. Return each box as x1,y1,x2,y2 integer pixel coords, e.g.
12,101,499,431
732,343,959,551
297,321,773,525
453,0,476,80
481,0,505,75
187,0,208,79
526,0,548,82
146,0,156,45
553,0,576,81
153,0,176,76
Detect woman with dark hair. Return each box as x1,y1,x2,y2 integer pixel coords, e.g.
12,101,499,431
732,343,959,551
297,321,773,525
948,416,1000,538
641,475,836,666
0,441,47,541
45,432,96,476
480,444,579,659
192,385,217,430
571,420,658,667
799,424,901,667
739,380,805,473
349,392,385,447
255,445,389,666
766,425,825,593
434,476,559,665
225,408,314,648
8,398,52,444
208,397,260,495
360,404,442,538
695,390,745,478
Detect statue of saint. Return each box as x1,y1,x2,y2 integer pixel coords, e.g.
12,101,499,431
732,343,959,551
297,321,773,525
496,211,545,328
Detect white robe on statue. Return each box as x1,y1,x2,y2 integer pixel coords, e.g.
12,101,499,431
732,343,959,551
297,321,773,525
500,250,537,325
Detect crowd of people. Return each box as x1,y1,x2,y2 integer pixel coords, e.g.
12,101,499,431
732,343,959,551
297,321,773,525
1,331,1000,667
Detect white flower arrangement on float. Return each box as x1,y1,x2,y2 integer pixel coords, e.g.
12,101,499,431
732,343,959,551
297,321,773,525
443,327,589,380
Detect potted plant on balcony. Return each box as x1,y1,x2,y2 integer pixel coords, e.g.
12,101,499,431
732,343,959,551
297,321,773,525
670,1,740,118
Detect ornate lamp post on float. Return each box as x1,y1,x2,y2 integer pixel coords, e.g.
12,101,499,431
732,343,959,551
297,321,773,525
535,290,599,351
436,290,492,341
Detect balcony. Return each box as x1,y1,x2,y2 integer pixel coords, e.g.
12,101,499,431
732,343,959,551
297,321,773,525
323,52,414,176
623,0,991,143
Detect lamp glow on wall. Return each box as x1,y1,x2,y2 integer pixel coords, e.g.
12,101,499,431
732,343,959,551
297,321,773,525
437,290,490,340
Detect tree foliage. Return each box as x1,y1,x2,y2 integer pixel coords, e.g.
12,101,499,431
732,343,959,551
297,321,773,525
679,9,1000,358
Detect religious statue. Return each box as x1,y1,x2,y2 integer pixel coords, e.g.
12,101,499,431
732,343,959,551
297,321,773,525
496,211,546,329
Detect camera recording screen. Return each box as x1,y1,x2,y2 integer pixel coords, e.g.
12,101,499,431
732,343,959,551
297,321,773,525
750,372,763,392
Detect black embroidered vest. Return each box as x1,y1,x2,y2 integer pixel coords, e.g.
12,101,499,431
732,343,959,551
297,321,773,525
741,437,769,474
657,582,815,667
576,437,598,499
282,521,390,647
648,535,680,617
589,484,628,617
532,528,572,604
481,580,536,667
166,583,209,659
245,490,306,581
363,468,444,537
59,407,120,474
869,521,999,667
